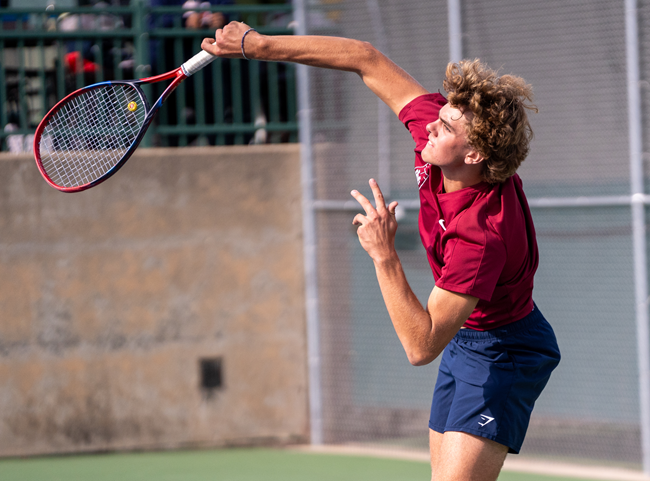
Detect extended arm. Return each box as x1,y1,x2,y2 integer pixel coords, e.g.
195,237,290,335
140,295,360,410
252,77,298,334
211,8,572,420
201,21,429,115
352,179,478,365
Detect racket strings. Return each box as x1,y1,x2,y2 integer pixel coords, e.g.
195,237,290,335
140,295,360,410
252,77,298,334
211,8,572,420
38,84,147,188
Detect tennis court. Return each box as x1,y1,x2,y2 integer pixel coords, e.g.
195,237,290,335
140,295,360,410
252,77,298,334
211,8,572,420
3,0,650,480
0,448,637,481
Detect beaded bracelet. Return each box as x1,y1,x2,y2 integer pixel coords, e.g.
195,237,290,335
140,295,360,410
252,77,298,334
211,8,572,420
241,28,257,60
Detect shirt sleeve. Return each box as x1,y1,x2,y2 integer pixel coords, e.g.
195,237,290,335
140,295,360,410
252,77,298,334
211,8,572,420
435,210,507,302
398,93,447,154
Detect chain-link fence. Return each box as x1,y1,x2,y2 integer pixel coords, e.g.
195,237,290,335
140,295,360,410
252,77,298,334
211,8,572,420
301,0,650,468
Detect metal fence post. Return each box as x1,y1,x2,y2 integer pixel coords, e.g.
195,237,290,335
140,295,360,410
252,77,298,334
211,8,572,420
447,0,462,63
133,0,152,147
625,0,650,475
292,0,323,446
133,0,148,77
365,0,391,198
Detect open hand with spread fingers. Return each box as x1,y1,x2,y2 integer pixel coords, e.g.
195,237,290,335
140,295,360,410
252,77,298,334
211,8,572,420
351,179,399,263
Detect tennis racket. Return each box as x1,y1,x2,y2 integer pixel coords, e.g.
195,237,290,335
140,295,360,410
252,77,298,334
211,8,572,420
33,48,217,192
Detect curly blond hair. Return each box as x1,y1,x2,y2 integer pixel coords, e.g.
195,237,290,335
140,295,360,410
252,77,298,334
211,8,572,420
443,59,538,183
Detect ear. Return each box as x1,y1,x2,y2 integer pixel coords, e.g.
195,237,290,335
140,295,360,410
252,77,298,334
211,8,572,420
464,149,484,166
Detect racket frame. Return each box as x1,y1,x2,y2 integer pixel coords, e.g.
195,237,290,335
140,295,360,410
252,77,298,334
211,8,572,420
33,65,191,192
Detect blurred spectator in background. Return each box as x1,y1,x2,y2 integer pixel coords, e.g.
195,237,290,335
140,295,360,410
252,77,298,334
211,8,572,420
147,0,233,146
148,0,233,73
182,0,230,30
149,0,232,30
58,0,125,78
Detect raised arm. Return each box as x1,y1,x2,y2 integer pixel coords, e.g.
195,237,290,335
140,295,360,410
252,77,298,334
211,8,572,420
352,179,479,366
201,21,429,115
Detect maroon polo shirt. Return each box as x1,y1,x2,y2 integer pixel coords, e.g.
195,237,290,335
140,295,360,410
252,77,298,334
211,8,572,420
399,93,538,330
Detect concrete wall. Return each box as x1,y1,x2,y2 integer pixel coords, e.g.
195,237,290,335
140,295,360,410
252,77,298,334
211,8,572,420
0,144,309,456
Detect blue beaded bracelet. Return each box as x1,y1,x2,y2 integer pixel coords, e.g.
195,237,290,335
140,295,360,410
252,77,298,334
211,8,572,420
241,28,257,60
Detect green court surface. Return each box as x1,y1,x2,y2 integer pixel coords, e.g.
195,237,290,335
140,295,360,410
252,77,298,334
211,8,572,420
0,448,622,481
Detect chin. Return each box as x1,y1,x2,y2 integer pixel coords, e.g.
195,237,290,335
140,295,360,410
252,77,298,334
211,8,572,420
421,145,437,164
421,154,437,165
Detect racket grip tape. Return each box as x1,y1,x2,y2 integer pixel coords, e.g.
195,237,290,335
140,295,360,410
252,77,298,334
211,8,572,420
182,50,217,77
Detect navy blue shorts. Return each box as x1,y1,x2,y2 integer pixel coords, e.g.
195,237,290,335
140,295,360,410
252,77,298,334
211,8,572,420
429,304,561,454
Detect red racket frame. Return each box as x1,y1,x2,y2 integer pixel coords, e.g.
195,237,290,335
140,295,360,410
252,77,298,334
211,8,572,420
34,65,191,193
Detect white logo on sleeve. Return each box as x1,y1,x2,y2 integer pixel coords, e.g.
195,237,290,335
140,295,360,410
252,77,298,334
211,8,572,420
414,164,431,189
478,415,495,427
439,219,446,231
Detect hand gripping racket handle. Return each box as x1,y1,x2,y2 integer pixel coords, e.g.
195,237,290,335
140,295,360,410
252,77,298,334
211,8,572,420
182,49,217,77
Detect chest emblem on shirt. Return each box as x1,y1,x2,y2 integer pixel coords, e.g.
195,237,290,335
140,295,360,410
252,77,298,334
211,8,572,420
439,219,446,231
414,164,431,189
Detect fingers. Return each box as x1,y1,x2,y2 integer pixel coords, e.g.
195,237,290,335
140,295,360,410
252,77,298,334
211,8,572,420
350,189,376,215
201,38,217,54
369,178,387,214
351,179,394,216
201,21,252,57
352,213,367,226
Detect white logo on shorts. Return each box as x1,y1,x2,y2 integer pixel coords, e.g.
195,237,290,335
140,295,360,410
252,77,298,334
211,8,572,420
479,415,495,427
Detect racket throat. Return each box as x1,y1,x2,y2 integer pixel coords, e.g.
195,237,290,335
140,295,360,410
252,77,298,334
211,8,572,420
140,68,187,84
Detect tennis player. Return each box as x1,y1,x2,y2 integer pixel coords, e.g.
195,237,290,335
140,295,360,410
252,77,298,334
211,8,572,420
202,23,561,481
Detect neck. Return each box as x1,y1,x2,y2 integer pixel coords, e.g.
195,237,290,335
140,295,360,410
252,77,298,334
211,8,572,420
441,167,484,193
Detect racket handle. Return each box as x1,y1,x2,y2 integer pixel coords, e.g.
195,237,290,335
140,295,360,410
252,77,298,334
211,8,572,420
182,50,217,77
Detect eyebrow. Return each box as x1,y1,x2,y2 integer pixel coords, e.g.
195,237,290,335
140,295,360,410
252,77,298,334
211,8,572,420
439,115,456,133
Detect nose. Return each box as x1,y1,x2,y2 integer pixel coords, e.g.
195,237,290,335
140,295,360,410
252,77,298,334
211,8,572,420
426,120,439,137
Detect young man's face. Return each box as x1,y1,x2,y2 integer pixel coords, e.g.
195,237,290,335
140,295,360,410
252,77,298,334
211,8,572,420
422,103,476,169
